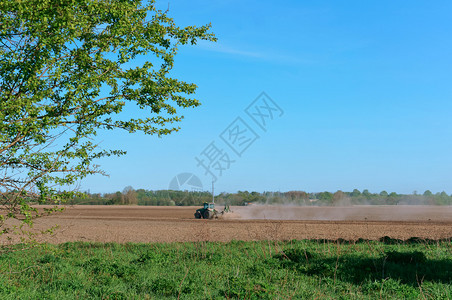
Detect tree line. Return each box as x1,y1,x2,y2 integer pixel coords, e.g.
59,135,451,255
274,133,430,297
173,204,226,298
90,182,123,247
68,187,452,206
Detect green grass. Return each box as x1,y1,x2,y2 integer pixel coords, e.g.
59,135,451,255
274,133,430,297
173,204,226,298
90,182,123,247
0,238,450,299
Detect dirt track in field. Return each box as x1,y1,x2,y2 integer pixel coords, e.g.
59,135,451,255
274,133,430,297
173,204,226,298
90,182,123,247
1,205,451,244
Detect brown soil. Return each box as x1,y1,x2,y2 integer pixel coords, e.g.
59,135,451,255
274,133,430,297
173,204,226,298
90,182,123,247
1,205,451,244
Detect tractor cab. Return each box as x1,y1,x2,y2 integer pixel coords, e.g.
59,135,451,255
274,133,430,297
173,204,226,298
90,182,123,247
203,202,215,210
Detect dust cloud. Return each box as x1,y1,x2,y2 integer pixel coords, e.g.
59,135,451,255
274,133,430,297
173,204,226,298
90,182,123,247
231,205,452,222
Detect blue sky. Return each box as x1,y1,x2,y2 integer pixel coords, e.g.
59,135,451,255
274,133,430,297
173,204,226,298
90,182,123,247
84,0,452,195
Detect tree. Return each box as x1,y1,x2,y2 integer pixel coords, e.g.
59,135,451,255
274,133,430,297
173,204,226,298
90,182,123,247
122,186,138,205
379,191,388,197
286,191,308,205
351,189,361,197
317,192,333,205
387,192,399,205
423,190,433,196
362,189,371,198
437,191,450,205
0,0,216,235
332,190,344,206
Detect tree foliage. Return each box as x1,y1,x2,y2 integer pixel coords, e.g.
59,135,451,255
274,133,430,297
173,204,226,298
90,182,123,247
0,0,215,234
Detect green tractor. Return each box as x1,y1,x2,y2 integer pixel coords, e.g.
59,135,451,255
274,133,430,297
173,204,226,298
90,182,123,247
194,203,232,219
194,202,219,219
194,182,232,219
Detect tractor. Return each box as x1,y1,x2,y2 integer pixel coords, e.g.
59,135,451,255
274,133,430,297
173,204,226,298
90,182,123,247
194,202,219,219
194,202,232,219
194,181,232,219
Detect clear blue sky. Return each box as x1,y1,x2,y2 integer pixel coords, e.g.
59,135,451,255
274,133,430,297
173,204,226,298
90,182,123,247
84,0,452,195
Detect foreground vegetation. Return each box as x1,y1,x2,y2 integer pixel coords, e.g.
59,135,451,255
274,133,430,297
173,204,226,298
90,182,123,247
0,238,450,299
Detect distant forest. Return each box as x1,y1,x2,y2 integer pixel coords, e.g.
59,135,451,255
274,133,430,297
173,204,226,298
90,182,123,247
69,187,451,206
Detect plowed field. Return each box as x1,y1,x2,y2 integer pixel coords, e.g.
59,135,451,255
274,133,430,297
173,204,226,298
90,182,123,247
2,205,451,244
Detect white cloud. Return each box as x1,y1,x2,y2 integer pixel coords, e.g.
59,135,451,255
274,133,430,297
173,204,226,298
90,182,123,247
197,41,316,65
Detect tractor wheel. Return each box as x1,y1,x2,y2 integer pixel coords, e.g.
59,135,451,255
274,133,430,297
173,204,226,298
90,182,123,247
203,210,212,219
194,211,202,219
